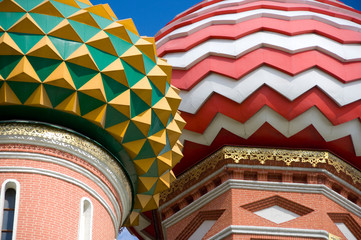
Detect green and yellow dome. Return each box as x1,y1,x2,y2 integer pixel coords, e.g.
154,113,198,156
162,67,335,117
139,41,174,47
0,0,185,223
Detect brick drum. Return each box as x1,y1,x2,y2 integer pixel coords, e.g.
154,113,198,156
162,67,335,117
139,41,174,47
165,189,361,239
0,145,119,240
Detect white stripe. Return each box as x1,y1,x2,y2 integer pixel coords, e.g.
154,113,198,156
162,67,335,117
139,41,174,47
185,0,354,20
160,164,361,210
209,225,330,239
162,32,361,68
179,107,361,155
0,180,20,240
0,152,122,226
156,9,361,47
161,179,361,228
0,131,132,225
179,67,361,112
0,167,119,232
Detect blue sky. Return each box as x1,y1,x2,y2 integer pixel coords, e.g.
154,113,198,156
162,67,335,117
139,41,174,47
93,0,200,36
117,227,138,240
93,0,361,37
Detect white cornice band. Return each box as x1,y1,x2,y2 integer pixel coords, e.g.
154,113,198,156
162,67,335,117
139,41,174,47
209,225,330,239
225,164,361,196
0,152,122,227
0,131,132,225
0,167,119,233
160,164,361,211
161,179,361,228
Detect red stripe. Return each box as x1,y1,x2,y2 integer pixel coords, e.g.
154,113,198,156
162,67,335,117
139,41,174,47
176,124,360,175
158,18,361,56
168,0,361,26
181,86,361,133
156,1,361,41
171,49,361,90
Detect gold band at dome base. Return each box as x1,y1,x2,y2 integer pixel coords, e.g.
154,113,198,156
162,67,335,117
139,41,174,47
161,146,361,203
0,122,132,223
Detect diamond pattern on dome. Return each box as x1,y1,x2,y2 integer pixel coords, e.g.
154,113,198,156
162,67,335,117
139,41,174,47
0,0,185,220
29,1,65,18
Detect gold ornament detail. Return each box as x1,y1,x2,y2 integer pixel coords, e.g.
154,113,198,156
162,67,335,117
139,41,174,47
161,146,361,202
0,122,132,197
224,147,329,167
302,152,328,167
328,155,361,184
160,150,223,202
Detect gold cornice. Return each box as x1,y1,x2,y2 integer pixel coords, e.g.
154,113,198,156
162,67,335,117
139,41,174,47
160,146,361,202
224,147,328,167
0,122,132,199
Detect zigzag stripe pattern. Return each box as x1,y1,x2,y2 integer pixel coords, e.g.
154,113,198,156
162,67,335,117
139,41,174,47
164,0,355,27
163,32,361,68
178,67,361,112
180,0,354,19
181,87,361,132
172,49,361,90
156,6,361,46
157,18,361,56
179,107,361,155
156,0,361,172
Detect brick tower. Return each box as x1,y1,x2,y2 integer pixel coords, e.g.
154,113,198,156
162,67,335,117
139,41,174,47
131,0,361,239
0,0,184,239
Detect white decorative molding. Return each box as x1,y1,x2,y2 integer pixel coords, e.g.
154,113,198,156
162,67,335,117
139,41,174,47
0,123,132,216
0,179,20,240
161,179,361,228
78,197,93,240
254,206,300,224
189,220,217,240
160,164,361,210
0,152,123,224
0,167,119,232
133,215,152,240
226,164,361,196
208,225,330,239
0,124,133,225
335,222,357,240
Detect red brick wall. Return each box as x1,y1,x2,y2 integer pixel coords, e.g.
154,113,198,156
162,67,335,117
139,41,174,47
0,146,122,240
0,173,115,239
165,188,361,240
224,234,324,240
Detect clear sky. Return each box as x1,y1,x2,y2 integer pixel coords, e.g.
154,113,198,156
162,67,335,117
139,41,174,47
93,0,361,37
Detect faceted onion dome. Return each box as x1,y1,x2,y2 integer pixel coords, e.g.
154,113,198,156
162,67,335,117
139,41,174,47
0,0,185,221
155,0,361,174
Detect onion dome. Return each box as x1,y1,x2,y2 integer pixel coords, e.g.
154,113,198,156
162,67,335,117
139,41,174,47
156,0,361,174
0,0,185,221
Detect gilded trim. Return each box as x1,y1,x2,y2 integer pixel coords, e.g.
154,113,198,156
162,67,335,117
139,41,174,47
161,146,361,202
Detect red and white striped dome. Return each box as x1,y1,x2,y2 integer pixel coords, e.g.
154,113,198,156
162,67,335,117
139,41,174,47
155,0,361,174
